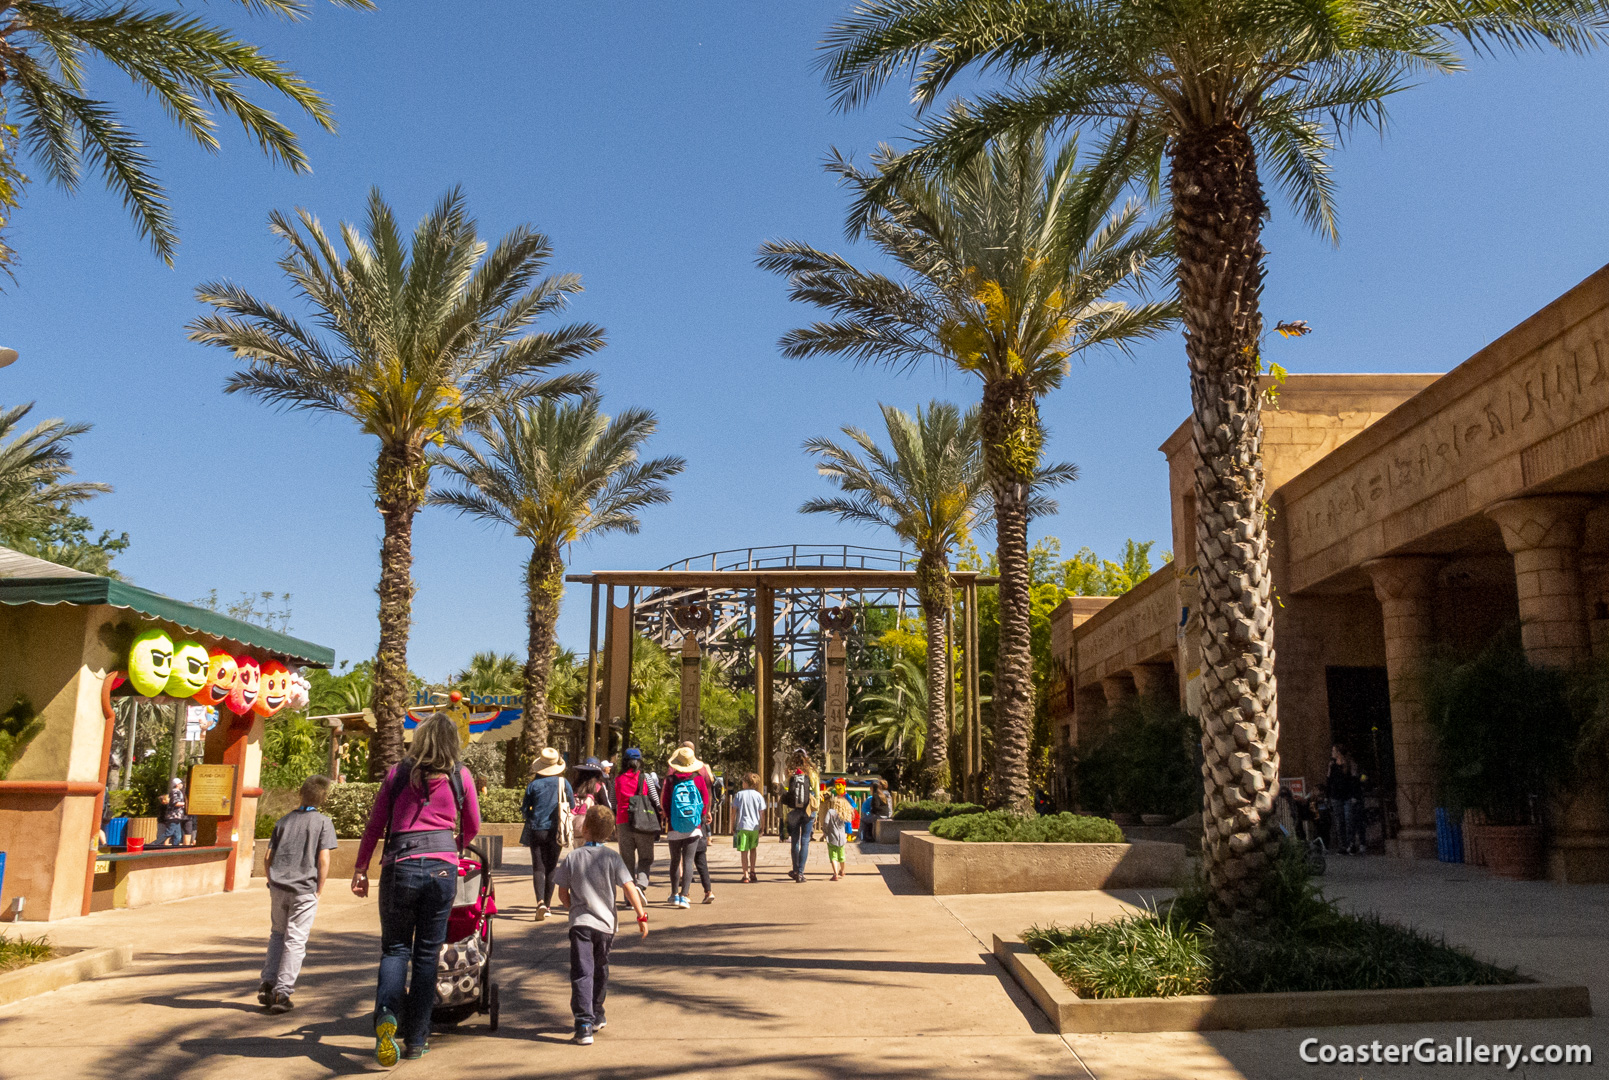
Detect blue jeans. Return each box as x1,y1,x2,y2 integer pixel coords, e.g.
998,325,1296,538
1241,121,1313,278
155,822,183,847
375,857,455,1049
788,810,811,875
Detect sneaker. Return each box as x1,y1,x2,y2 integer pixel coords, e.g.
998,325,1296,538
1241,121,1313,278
535,905,549,922
677,895,692,909
268,992,294,1014
702,892,715,904
595,1018,607,1031
375,1010,400,1068
402,1044,429,1060
574,1024,595,1046
256,981,273,1007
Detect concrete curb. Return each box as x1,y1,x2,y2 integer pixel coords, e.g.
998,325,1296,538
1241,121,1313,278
0,945,134,1009
904,832,1188,894
992,934,1593,1033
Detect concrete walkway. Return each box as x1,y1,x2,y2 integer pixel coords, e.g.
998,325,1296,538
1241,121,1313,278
1,843,1604,1079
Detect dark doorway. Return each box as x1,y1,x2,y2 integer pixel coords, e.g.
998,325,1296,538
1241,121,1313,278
1325,666,1395,804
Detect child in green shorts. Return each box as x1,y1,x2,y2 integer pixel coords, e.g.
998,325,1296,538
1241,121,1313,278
731,771,765,883
822,792,853,880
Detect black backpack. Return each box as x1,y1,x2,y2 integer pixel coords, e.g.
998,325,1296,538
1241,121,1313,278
787,770,811,810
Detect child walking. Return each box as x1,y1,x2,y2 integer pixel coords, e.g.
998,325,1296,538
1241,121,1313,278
553,804,649,1045
731,772,765,883
821,790,853,881
258,775,338,1013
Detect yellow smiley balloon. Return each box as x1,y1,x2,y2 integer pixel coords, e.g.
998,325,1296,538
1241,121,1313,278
128,629,175,697
165,640,210,699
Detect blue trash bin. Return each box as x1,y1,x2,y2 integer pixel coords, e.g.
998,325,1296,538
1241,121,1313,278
1434,807,1464,863
104,816,129,848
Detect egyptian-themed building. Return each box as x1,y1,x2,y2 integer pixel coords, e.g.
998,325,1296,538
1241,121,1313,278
1051,263,1609,882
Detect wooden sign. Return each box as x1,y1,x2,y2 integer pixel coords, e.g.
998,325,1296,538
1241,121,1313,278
188,763,236,816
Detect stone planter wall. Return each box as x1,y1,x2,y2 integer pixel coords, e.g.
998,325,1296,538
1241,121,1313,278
872,819,931,845
900,832,1188,894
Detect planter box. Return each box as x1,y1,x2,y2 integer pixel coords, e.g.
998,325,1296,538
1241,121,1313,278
901,832,1188,894
873,819,932,845
0,946,134,1008
993,934,1593,1033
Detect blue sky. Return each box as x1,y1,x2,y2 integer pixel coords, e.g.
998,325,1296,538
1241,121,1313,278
4,4,1608,679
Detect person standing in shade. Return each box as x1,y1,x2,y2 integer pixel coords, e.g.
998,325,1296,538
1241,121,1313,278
781,748,820,882
257,775,337,1014
353,714,480,1065
1327,745,1363,855
522,747,574,919
156,777,187,847
612,748,661,893
731,772,765,883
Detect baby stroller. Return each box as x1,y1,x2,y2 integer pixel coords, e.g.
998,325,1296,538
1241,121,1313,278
432,841,500,1031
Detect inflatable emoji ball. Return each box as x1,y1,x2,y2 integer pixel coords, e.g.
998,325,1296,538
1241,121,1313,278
165,640,211,699
227,656,261,716
128,629,175,697
254,660,290,717
285,669,311,712
195,651,238,707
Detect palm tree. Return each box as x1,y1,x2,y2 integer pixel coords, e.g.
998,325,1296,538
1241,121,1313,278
760,132,1174,811
0,0,372,274
189,188,602,779
429,397,684,781
802,400,988,798
851,654,931,777
819,0,1609,921
0,401,108,541
452,651,524,699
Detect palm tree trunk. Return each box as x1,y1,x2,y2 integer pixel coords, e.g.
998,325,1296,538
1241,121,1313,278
369,446,426,780
917,552,953,800
515,544,566,782
1172,122,1281,924
981,374,1039,812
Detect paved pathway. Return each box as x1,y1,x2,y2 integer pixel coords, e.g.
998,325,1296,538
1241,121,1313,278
2,843,1606,1079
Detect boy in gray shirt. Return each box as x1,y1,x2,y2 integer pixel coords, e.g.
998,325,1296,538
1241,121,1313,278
554,804,648,1044
258,775,338,1014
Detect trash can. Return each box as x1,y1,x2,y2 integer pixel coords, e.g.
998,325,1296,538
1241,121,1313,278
1435,807,1464,863
103,816,129,848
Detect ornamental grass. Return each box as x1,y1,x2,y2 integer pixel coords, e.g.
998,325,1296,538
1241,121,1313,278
0,932,54,973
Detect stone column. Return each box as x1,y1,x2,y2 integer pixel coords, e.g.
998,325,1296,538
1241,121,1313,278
677,636,701,746
1486,496,1608,881
1362,555,1443,859
822,632,848,773
1486,497,1593,667
1130,663,1175,701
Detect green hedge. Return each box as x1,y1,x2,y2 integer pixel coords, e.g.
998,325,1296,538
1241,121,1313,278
892,800,985,821
480,787,523,823
930,811,1125,843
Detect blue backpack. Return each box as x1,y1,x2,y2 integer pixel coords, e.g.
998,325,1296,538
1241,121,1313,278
668,776,704,833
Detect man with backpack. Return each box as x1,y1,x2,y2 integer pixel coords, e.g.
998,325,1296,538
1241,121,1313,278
612,748,661,893
662,747,708,909
781,748,820,882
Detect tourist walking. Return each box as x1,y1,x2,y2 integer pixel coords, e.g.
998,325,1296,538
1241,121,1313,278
257,775,337,1014
613,748,661,892
781,748,820,882
732,771,765,883
677,740,716,903
522,747,574,919
570,773,605,850
553,804,649,1045
662,746,708,907
352,714,481,1066
861,779,893,844
821,785,853,881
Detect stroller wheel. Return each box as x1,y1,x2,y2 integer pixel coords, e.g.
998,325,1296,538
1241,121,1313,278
488,983,499,1032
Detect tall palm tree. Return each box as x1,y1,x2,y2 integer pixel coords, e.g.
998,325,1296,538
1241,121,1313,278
0,0,372,274
760,132,1173,811
189,188,602,779
802,400,988,798
429,397,684,781
0,400,108,540
820,0,1609,921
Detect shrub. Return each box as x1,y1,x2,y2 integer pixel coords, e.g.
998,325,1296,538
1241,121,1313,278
1025,914,1212,998
931,811,1124,843
325,782,380,839
0,931,54,973
1075,696,1199,819
255,812,280,839
479,787,524,823
892,800,985,821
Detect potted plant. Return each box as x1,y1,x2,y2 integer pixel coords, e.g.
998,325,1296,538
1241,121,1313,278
1424,632,1580,880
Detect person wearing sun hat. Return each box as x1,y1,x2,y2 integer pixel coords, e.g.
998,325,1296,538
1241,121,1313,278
521,747,574,921
661,746,708,909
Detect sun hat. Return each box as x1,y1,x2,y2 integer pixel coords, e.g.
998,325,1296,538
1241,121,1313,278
534,747,566,777
574,756,604,778
667,746,704,773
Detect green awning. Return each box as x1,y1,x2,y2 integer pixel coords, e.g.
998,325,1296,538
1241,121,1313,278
0,576,335,667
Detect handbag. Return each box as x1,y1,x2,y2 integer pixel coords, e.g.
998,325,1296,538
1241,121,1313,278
558,783,576,847
628,772,661,833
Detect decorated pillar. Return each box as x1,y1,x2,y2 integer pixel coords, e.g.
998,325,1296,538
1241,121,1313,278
823,633,848,774
1486,497,1593,666
678,636,702,746
1362,555,1443,859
